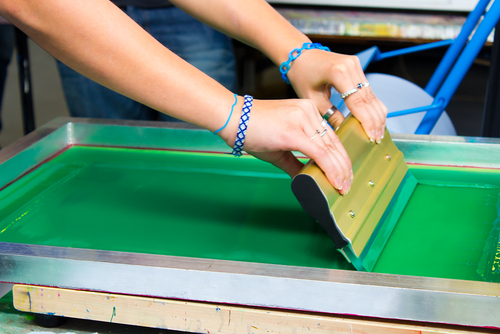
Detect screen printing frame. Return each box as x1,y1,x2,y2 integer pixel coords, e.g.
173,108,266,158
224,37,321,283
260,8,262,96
0,118,499,328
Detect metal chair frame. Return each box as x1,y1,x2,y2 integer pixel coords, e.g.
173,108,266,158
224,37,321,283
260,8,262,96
333,0,499,134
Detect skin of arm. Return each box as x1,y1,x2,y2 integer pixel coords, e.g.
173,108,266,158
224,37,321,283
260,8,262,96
170,0,388,142
0,0,387,193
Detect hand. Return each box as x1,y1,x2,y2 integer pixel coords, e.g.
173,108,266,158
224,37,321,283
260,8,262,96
218,98,352,194
287,49,388,143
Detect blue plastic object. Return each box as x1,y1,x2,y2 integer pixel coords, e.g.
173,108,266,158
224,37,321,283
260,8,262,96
425,0,493,95
416,0,500,134
350,0,499,135
372,40,454,62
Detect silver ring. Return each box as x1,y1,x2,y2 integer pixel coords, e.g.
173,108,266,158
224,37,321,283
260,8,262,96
340,88,358,99
310,129,320,140
323,105,338,120
340,82,370,99
320,129,328,137
321,119,328,128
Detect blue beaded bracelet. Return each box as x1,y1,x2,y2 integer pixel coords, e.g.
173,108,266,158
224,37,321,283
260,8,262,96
279,42,330,84
231,95,253,157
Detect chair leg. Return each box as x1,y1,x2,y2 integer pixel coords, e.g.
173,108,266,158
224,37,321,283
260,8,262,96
482,22,500,138
14,27,35,135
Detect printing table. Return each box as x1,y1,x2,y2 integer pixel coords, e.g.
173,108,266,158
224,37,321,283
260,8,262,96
0,118,499,333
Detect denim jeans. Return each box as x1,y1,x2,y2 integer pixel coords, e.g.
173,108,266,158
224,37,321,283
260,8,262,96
57,6,236,121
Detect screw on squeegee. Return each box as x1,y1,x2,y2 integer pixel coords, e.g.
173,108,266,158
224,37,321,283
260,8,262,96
368,180,374,188
349,210,355,218
385,154,391,161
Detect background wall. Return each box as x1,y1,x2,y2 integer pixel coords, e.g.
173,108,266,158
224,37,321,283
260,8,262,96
0,39,69,149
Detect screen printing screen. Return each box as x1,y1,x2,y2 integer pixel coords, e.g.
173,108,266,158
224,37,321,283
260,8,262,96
0,145,498,283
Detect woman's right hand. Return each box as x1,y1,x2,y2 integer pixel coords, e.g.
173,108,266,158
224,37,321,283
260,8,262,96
217,98,353,194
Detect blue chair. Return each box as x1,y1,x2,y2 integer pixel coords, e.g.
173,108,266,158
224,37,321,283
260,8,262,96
331,0,500,135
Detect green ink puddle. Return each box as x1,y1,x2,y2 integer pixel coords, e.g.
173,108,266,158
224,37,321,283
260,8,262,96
374,166,500,282
0,146,499,282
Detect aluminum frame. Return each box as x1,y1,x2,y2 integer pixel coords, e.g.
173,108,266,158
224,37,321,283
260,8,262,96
1,118,499,328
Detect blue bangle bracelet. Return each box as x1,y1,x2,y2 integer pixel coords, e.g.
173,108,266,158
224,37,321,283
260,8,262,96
214,94,238,135
232,95,253,157
279,42,330,84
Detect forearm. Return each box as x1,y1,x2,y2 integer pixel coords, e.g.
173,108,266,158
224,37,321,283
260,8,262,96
0,0,235,134
170,0,310,66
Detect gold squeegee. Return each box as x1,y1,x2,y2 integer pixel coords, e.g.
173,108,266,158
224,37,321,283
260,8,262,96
292,115,418,272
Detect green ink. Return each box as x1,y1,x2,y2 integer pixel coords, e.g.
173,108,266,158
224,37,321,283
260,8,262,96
0,147,499,282
0,147,351,270
476,193,500,282
374,165,500,282
110,306,116,322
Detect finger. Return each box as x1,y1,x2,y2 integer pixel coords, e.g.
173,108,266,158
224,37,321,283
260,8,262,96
316,111,348,160
358,86,386,142
351,60,387,141
300,132,351,192
251,151,305,178
271,151,305,177
332,56,383,142
325,108,344,130
314,108,350,167
347,97,379,142
326,129,351,170
318,140,351,194
326,59,379,141
328,148,352,194
316,109,352,189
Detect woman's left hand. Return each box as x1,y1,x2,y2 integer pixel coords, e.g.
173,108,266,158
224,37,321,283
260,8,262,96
287,48,388,143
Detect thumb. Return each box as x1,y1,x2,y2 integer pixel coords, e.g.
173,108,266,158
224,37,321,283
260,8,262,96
249,151,305,178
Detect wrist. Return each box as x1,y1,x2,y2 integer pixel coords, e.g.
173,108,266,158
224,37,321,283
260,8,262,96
273,36,312,65
280,43,330,85
216,96,244,147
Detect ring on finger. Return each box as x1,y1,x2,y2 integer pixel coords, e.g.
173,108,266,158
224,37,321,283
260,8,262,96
310,129,321,140
340,82,370,99
320,128,328,137
323,105,338,121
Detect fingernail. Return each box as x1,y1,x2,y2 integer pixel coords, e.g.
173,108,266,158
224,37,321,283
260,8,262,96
381,135,384,139
350,170,353,178
376,139,381,144
369,138,375,143
343,179,348,190
371,130,376,137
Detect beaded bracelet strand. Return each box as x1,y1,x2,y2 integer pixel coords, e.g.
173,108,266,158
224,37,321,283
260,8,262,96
231,95,253,157
214,94,238,135
279,42,330,84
